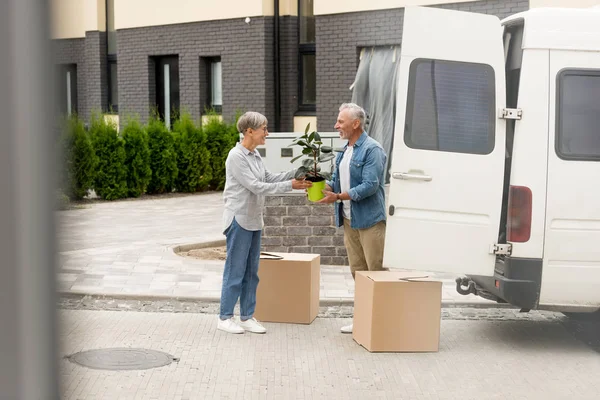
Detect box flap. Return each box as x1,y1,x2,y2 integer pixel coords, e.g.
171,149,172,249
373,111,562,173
259,252,320,262
259,252,284,260
356,271,439,283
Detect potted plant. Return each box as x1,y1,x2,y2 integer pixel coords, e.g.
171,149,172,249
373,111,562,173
289,123,336,202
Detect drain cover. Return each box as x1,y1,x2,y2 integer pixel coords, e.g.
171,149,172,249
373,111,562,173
67,348,178,371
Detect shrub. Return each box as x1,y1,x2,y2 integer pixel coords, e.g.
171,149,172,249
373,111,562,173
203,115,239,190
89,115,128,200
122,119,152,197
57,116,96,200
146,117,178,194
172,113,212,192
55,190,71,210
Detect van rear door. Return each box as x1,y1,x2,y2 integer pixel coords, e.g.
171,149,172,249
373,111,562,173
383,7,507,276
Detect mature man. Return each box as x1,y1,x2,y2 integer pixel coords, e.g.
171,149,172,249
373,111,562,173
319,103,387,334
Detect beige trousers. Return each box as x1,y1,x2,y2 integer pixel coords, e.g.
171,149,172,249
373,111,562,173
343,218,387,279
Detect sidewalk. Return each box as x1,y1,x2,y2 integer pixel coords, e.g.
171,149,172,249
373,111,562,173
57,192,494,307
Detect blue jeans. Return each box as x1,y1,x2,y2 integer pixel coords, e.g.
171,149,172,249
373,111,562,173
219,218,262,321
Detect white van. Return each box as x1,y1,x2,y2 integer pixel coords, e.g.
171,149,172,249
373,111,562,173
383,6,600,316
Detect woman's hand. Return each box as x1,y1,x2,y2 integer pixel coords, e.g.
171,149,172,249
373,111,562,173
292,179,312,190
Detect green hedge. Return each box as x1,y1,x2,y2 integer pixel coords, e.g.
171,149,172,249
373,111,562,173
57,113,238,202
203,115,239,190
57,116,97,200
90,115,128,200
122,119,152,197
172,113,213,193
146,117,179,194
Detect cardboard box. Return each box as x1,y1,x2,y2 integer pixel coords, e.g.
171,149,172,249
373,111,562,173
352,271,442,352
254,252,320,324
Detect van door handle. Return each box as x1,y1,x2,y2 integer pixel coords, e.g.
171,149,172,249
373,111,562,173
392,172,432,181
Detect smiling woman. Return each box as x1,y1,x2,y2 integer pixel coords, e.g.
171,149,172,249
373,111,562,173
217,111,313,335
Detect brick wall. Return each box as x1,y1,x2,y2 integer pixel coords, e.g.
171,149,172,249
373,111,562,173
52,33,109,123
52,38,85,119
83,31,108,121
117,17,299,131
315,0,529,130
261,194,349,266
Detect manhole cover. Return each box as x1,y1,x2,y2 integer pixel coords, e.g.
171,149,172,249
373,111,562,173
67,348,178,371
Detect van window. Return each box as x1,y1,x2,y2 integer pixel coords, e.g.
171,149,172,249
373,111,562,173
557,70,600,161
404,59,495,155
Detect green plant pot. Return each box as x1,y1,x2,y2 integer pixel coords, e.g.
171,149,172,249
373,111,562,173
306,179,326,202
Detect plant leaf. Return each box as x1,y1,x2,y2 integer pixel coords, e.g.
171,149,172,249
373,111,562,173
319,153,335,162
302,148,313,155
302,158,314,168
290,154,304,163
319,172,332,180
304,123,310,135
295,166,309,179
314,132,321,142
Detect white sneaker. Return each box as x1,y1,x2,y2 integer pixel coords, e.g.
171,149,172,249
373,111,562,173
340,323,353,334
217,317,244,334
238,317,267,334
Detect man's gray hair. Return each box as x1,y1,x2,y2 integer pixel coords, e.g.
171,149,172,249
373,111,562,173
237,111,268,133
339,103,366,130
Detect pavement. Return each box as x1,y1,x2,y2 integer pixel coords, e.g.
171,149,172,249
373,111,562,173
58,307,600,400
56,192,493,306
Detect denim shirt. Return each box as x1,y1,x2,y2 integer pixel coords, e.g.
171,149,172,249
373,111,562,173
327,132,387,229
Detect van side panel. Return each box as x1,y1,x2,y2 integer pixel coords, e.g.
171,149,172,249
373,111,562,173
507,49,549,260
539,50,600,308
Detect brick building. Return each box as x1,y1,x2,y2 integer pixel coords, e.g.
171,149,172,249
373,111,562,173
51,0,596,131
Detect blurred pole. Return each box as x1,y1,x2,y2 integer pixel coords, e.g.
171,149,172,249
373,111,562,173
0,0,59,399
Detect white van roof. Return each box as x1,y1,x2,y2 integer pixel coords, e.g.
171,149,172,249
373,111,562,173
502,7,600,52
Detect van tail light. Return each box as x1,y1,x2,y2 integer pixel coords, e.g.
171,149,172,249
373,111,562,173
507,185,532,243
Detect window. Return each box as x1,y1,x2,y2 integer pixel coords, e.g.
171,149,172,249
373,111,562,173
298,0,315,111
57,64,77,116
556,70,600,161
108,60,118,112
404,59,495,155
106,0,118,112
209,58,222,113
154,56,180,129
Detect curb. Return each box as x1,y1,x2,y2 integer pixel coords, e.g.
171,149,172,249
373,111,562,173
57,290,515,309
172,239,226,254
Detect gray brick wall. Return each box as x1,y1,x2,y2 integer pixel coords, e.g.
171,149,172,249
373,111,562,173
117,16,298,131
52,33,109,122
118,18,280,128
52,38,85,118
262,194,348,266
83,31,108,121
315,0,529,130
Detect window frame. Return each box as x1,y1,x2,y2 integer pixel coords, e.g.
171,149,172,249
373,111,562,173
208,57,222,114
154,55,180,128
404,58,496,156
297,0,316,113
555,68,600,162
107,55,118,112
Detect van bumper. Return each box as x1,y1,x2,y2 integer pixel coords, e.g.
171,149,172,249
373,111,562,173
468,257,543,310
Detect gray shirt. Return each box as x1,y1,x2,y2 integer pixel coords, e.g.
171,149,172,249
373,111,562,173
223,143,295,232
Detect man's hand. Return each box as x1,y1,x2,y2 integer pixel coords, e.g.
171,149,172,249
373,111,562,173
292,179,312,190
324,184,333,192
318,190,338,204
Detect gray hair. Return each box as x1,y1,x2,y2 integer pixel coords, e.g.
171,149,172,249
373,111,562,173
339,103,366,130
237,111,268,133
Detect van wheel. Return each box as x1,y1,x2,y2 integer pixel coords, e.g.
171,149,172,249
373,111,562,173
562,310,600,321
